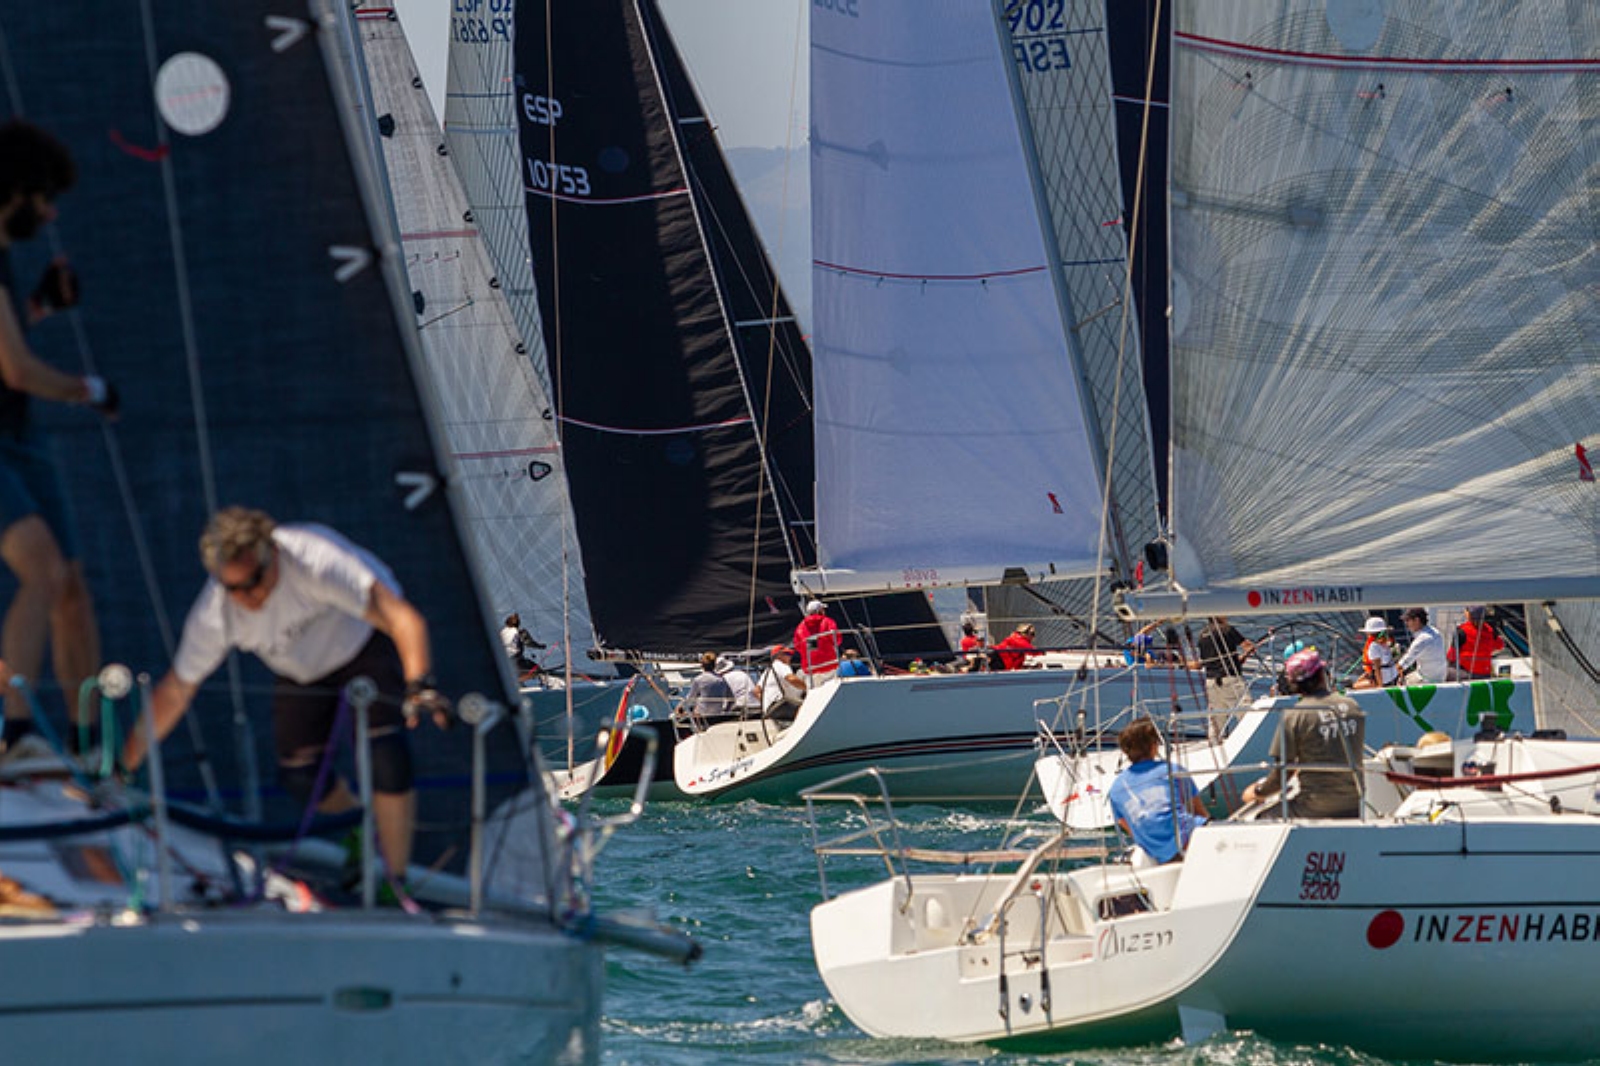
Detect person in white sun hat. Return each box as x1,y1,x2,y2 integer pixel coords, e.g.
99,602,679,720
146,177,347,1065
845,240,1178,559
1351,615,1398,689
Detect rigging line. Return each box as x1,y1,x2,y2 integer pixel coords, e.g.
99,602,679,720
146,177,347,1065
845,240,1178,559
543,0,580,755
747,0,809,646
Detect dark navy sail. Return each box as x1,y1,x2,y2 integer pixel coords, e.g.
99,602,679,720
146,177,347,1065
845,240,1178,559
515,0,799,656
1106,0,1171,515
5,2,528,859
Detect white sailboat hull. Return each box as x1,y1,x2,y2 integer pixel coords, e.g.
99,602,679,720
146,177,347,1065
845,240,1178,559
814,807,1600,1059
675,666,1202,802
1037,677,1536,827
0,911,602,1066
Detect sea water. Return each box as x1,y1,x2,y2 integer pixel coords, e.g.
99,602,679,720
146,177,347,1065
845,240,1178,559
585,799,1462,1066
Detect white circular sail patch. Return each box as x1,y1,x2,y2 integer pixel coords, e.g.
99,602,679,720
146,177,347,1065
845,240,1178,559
154,52,231,136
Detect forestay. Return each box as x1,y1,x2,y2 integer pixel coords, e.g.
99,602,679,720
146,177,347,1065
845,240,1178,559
1153,2,1600,613
359,6,598,661
801,0,1109,596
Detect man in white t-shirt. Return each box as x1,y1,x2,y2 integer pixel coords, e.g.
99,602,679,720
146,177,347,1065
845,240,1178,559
1396,607,1448,684
716,656,759,713
120,507,448,880
759,645,806,722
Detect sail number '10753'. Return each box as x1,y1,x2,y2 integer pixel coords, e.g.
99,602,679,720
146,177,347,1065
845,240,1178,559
525,158,591,198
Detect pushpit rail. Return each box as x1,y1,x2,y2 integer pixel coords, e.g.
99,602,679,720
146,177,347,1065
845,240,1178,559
800,767,1107,904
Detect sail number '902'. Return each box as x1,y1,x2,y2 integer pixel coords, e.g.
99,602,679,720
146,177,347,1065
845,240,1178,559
1005,0,1073,74
524,158,591,198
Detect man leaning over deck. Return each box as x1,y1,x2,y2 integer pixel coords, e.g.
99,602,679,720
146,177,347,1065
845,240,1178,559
120,506,449,880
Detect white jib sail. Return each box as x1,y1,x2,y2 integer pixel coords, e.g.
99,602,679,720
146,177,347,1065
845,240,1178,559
1164,2,1600,607
803,0,1111,596
361,10,599,656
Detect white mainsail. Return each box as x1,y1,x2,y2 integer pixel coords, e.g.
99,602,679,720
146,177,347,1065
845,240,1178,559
799,0,1110,596
1138,2,1600,615
360,9,598,655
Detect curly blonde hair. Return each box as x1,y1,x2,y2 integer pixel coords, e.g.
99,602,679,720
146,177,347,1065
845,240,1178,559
199,506,277,574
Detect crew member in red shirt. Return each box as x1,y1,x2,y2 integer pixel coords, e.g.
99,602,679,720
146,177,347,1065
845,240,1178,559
993,623,1037,671
1448,606,1505,680
794,600,840,677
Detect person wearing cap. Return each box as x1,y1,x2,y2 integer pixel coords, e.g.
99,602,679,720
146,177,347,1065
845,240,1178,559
1447,606,1504,680
1242,648,1365,818
758,645,805,722
1351,616,1399,689
678,651,736,727
715,654,760,712
793,599,840,679
1395,607,1447,684
1107,717,1207,864
992,622,1038,671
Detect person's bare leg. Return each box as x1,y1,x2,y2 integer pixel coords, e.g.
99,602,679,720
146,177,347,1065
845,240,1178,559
0,516,66,724
372,790,416,876
50,560,98,725
315,778,360,814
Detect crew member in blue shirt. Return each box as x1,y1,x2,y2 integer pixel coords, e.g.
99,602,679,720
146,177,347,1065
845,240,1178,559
1106,717,1207,863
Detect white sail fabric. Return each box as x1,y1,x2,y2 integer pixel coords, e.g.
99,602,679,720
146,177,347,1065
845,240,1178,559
360,9,598,655
804,0,1109,595
440,12,554,396
987,0,1164,645
1002,0,1160,574
1167,2,1600,604
1527,600,1600,738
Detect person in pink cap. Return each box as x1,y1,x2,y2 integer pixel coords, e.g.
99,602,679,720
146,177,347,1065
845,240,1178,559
1242,648,1365,819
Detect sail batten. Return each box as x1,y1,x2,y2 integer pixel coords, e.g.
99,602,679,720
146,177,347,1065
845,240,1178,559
1162,2,1600,602
808,0,1111,596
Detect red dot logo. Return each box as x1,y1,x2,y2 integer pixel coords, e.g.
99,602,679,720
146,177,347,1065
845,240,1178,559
1367,909,1404,949
1247,590,1262,608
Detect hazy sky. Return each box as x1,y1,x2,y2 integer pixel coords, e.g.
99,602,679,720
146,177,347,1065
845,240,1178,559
390,0,808,150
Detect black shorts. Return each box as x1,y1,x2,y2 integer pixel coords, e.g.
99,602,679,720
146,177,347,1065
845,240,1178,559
271,630,406,766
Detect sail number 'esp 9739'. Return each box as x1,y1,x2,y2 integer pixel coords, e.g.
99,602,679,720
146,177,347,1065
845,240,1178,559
451,0,510,45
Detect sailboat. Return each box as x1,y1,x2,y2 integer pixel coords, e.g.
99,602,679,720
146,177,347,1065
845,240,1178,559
670,0,1219,803
0,1,690,1060
806,0,1600,1056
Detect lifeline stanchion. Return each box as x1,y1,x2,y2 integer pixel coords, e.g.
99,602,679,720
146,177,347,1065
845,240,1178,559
345,676,379,911
137,672,175,913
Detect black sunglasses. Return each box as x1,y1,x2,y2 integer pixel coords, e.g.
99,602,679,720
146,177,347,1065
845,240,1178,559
221,558,269,594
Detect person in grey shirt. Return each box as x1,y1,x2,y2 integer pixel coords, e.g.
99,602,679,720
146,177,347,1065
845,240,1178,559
678,652,735,726
1243,648,1365,819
